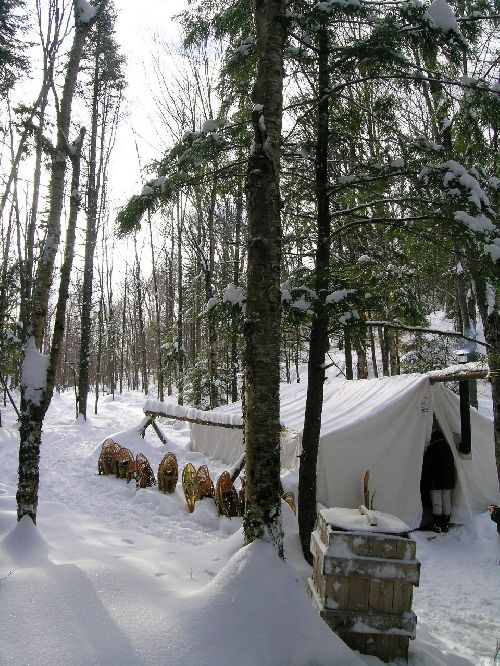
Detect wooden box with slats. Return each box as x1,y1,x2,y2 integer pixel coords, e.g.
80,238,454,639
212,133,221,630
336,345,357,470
308,508,420,663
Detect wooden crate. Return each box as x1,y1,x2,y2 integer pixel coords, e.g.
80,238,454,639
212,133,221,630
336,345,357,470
309,510,420,663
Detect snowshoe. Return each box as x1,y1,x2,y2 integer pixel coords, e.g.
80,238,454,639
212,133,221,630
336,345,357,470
215,471,239,518
158,452,178,494
134,453,157,489
182,463,197,513
194,465,214,501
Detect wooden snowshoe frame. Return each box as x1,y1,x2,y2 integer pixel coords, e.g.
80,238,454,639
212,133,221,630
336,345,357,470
282,491,296,515
115,447,134,479
194,465,214,501
215,471,239,518
98,440,121,475
238,476,246,516
133,453,156,489
182,463,197,513
158,452,178,494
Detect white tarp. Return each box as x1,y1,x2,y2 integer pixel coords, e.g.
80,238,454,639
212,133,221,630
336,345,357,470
185,373,500,528
189,423,301,471
190,423,244,465
315,375,431,529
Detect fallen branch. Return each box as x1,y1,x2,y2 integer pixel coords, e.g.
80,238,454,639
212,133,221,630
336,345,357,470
0,570,14,583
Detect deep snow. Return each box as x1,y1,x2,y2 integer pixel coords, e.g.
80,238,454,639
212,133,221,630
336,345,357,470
0,387,499,666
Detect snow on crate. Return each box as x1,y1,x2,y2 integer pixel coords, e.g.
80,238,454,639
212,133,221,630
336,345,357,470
321,507,411,536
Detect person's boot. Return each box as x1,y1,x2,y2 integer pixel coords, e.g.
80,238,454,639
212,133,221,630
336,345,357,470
431,515,442,532
441,515,450,533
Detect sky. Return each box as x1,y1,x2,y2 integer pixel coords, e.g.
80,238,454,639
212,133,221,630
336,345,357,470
109,0,188,209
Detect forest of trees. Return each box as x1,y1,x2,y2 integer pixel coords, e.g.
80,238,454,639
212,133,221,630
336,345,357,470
0,0,498,556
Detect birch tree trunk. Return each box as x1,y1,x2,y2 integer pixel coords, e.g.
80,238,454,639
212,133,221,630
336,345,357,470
31,3,103,348
17,2,102,525
243,0,286,556
17,127,85,522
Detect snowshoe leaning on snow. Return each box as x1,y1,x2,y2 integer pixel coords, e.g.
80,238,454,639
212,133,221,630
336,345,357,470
97,440,121,475
182,463,197,513
157,452,178,494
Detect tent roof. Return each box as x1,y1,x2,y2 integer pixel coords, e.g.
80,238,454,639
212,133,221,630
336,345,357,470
216,373,432,436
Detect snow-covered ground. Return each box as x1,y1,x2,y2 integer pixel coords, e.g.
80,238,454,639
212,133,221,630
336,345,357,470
0,388,499,666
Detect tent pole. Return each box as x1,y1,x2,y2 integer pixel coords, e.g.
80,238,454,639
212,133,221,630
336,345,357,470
459,380,471,455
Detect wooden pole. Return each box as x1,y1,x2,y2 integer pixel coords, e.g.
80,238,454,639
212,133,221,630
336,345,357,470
143,409,244,430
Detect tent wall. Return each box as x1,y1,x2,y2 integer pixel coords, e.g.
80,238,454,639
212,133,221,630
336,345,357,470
190,424,244,465
316,377,431,529
189,423,301,470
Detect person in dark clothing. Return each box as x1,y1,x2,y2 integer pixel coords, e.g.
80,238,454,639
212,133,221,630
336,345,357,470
421,427,456,532
488,504,500,528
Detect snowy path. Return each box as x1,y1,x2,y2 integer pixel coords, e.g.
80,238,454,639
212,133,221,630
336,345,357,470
1,390,499,665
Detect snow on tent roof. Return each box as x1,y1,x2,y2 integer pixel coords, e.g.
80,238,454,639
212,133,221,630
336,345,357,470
214,372,428,436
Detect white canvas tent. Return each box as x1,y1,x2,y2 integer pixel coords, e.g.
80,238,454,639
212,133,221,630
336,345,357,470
145,373,500,530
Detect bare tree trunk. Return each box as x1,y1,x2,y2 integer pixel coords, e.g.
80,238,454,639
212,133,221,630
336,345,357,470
378,326,388,376
243,0,286,556
17,4,102,525
295,331,301,383
135,249,148,395
355,331,368,379
475,280,500,493
94,276,104,415
231,187,242,403
166,224,175,396
119,268,127,394
344,327,353,380
369,324,378,378
176,198,184,405
388,330,400,375
207,179,218,409
298,20,330,563
78,47,100,419
148,210,164,401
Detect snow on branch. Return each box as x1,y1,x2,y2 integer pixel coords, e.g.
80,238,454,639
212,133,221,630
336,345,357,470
75,0,98,25
363,320,493,351
427,363,489,383
21,337,49,405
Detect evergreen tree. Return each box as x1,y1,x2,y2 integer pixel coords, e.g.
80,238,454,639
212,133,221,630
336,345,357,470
0,0,28,95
